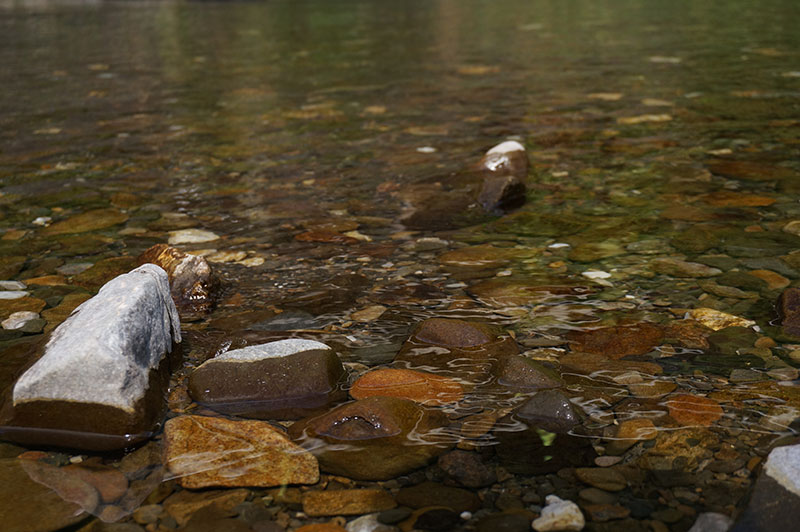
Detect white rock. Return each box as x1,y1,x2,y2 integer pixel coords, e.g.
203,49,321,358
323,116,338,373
345,513,398,532
2,311,40,330
687,512,733,532
582,270,611,279
764,444,800,498
212,339,330,363
0,291,28,300
13,264,181,413
487,140,526,155
532,495,584,531
0,280,26,290
167,228,220,245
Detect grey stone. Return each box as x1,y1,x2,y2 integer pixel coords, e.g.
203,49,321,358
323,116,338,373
346,513,399,532
188,339,346,419
0,280,26,290
1,311,40,330
0,290,28,300
688,512,732,532
4,264,181,450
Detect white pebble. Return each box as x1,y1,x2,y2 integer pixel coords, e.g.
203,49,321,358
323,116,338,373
548,243,570,249
532,495,585,531
416,146,437,153
582,270,611,279
168,228,220,245
2,311,40,330
0,280,26,290
0,291,28,300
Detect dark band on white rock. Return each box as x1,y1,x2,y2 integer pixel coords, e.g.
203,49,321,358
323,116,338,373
1,264,181,451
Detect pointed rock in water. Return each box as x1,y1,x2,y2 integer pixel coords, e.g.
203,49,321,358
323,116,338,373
394,318,519,384
730,442,800,532
288,396,451,481
163,415,319,489
495,390,595,474
477,141,528,212
1,264,181,451
138,243,219,319
188,339,346,419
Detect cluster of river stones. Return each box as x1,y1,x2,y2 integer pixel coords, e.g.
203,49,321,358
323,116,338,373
2,143,800,532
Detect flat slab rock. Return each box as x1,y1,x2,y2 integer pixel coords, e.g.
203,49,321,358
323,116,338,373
188,339,346,419
1,264,181,451
163,415,319,489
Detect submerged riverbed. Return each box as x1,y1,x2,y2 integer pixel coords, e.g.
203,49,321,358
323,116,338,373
2,1,800,531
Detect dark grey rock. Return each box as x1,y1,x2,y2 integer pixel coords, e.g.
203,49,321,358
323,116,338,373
188,339,346,419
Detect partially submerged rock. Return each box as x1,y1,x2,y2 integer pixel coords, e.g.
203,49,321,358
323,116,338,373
477,140,528,213
0,264,181,451
289,396,451,480
730,442,800,532
138,243,219,319
188,339,346,419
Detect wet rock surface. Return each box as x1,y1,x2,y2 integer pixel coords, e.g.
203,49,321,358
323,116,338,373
188,339,346,419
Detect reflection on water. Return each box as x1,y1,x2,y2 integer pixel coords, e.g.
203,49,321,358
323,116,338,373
1,0,800,529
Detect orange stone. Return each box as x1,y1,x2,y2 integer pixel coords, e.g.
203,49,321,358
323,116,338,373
296,524,347,532
701,190,776,207
295,230,358,244
23,275,69,286
748,269,790,290
350,368,463,406
665,394,724,426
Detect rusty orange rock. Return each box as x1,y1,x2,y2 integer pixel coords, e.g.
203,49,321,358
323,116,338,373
350,368,464,406
665,394,724,426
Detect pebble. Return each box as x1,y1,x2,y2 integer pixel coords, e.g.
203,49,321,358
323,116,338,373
302,489,396,517
532,495,585,531
1,310,40,330
0,280,26,290
574,468,627,491
687,512,732,532
345,513,398,532
168,228,220,245
0,290,28,300
685,308,755,331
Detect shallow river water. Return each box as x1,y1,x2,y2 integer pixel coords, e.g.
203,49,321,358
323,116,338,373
1,1,800,531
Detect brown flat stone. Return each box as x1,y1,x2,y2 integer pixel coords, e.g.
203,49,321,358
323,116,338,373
302,489,396,516
575,467,627,492
567,323,664,359
163,415,318,489
665,394,723,427
41,208,128,236
163,488,249,527
350,368,463,406
559,352,663,376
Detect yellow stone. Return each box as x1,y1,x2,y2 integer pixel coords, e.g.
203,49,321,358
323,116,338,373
163,415,318,489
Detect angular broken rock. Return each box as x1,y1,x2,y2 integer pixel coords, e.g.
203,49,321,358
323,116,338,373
477,140,528,212
163,415,319,489
188,339,346,419
138,243,218,320
1,264,181,451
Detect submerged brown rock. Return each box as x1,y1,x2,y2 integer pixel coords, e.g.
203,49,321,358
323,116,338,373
394,318,519,384
138,243,219,319
777,286,800,337
289,396,451,480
